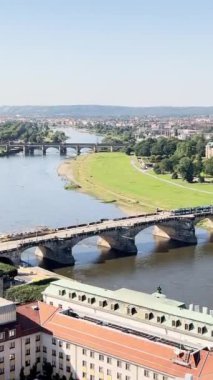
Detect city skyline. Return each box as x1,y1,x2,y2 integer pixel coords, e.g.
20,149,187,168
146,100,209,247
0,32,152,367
0,0,213,106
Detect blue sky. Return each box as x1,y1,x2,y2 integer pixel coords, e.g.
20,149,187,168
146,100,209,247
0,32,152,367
0,0,213,106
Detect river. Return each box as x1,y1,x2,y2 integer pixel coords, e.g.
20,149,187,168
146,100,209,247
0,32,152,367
1,127,213,307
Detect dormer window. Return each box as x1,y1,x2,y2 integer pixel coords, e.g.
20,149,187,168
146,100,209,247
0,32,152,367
99,300,107,307
88,297,95,304
145,312,154,320
127,307,137,315
157,315,165,323
59,289,66,296
198,326,207,334
185,323,194,331
111,303,119,311
172,319,181,327
78,294,86,302
69,292,76,299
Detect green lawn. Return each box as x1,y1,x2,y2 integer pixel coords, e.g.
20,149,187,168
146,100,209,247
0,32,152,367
72,153,213,211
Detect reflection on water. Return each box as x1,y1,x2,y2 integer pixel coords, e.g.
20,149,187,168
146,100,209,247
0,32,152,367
1,127,213,307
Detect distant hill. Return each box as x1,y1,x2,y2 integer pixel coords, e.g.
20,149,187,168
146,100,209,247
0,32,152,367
0,105,213,118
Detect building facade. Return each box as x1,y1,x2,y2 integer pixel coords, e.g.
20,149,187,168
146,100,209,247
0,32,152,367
205,142,213,158
1,279,213,379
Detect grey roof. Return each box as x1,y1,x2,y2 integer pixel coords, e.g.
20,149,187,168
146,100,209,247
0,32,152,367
44,279,213,325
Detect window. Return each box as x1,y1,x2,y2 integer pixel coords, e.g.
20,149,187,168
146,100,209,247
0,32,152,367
59,352,63,359
36,346,40,353
90,351,94,358
66,343,70,349
99,300,107,307
172,319,181,327
99,366,103,373
144,369,149,377
90,363,94,369
26,349,30,356
153,374,158,380
0,357,4,363
198,326,207,334
25,338,30,345
43,358,47,364
36,335,40,341
59,341,63,347
10,354,15,360
157,316,165,323
117,360,122,368
185,323,194,331
43,346,47,353
36,357,40,363
126,377,130,380
59,363,63,370
82,360,86,366
10,342,15,349
107,357,112,364
90,376,95,380
117,373,122,380
82,372,86,378
126,363,130,370
69,292,77,299
25,360,30,367
66,355,70,361
162,376,168,380
0,333,5,340
111,303,119,311
82,348,87,355
99,354,104,361
10,365,15,372
0,346,4,352
0,369,4,374
145,312,154,320
52,360,56,367
107,369,111,375
88,297,96,304
50,302,53,306
52,338,56,345
52,350,56,357
59,289,66,296
127,307,137,315
66,366,71,373
79,294,86,301
9,329,15,338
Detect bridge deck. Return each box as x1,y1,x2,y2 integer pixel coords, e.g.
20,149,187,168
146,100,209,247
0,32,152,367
0,212,194,253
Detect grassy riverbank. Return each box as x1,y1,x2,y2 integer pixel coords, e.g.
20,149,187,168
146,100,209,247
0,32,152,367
60,153,213,212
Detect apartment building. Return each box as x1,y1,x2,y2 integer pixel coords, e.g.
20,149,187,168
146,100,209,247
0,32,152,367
1,279,213,379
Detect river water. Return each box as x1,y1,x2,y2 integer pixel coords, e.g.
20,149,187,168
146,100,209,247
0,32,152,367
1,127,213,307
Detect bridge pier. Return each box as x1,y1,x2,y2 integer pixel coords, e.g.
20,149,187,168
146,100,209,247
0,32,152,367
153,218,197,244
59,146,67,156
42,145,46,155
76,145,80,155
97,230,137,254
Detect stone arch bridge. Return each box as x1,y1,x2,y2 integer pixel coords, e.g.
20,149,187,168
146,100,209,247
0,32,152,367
0,142,124,156
0,207,212,265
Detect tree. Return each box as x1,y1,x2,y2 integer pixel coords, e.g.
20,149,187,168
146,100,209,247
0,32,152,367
27,363,37,380
205,157,213,176
160,158,173,173
194,156,203,177
20,367,26,380
177,157,194,182
153,164,162,174
43,362,53,379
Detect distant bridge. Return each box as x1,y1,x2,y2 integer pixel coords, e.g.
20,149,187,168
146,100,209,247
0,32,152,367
0,206,212,265
0,142,124,156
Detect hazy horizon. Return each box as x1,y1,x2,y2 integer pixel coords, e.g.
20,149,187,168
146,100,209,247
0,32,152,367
1,0,213,106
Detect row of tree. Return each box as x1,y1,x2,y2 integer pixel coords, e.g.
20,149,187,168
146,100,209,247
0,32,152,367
20,362,74,380
0,122,67,143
